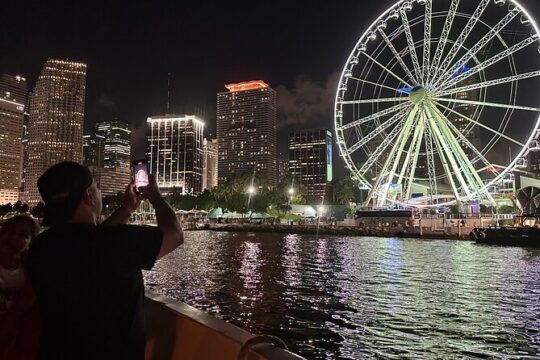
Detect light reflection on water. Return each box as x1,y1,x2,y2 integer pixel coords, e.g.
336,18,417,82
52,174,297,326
144,231,540,359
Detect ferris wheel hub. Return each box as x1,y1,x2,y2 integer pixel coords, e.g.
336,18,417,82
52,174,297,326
409,86,428,104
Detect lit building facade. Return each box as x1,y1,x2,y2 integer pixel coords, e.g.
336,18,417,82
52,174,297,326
277,154,289,182
94,120,131,169
83,134,105,168
92,166,131,196
146,115,204,194
0,74,28,204
203,138,218,190
289,129,333,197
23,59,86,204
217,80,277,186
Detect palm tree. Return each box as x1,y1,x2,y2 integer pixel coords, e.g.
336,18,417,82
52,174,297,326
335,178,354,205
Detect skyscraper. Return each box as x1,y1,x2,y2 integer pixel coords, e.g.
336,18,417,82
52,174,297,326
146,115,204,194
217,80,277,186
83,134,105,168
0,74,28,204
288,129,333,197
24,59,86,204
94,120,131,169
202,138,218,190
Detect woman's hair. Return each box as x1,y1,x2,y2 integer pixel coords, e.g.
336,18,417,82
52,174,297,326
1,215,40,237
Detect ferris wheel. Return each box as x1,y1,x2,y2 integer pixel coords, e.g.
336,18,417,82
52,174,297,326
335,0,540,208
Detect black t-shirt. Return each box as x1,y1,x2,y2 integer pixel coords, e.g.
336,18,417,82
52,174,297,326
27,223,163,360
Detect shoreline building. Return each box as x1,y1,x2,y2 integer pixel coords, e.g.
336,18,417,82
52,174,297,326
95,120,131,169
288,129,333,197
0,74,28,204
83,134,105,168
146,115,204,194
203,138,218,191
24,59,87,204
83,120,131,196
217,80,277,186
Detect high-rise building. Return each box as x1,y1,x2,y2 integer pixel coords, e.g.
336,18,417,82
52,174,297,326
83,134,105,168
0,74,28,204
83,120,131,196
92,167,131,196
94,120,131,169
202,138,218,190
217,80,277,186
146,115,204,194
288,129,333,197
24,59,86,204
277,154,289,182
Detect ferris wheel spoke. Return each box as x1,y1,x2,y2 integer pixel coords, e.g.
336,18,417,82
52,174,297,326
361,51,413,87
433,97,540,113
340,103,408,131
434,101,526,147
372,106,420,206
438,70,540,97
431,0,490,87
350,77,400,92
400,8,423,83
378,30,419,85
400,114,425,200
439,35,539,90
426,102,495,203
422,0,432,83
357,121,404,177
339,97,408,105
347,109,408,153
428,0,460,85
423,108,464,200
431,104,498,174
433,8,520,89
424,125,439,203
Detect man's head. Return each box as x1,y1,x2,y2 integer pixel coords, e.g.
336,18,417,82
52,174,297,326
38,162,102,226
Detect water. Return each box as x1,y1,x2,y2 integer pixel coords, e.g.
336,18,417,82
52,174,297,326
144,231,540,359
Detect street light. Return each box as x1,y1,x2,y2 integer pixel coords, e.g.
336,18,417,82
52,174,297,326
288,187,295,196
247,186,256,195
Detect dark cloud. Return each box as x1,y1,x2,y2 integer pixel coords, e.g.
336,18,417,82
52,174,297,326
97,93,118,112
276,72,339,130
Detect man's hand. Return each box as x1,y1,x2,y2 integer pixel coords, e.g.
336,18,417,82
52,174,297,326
121,182,142,213
101,183,142,226
138,175,162,204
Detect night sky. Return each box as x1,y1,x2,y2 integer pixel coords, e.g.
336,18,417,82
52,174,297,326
2,0,540,174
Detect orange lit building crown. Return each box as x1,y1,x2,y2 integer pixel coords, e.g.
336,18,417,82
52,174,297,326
225,80,268,92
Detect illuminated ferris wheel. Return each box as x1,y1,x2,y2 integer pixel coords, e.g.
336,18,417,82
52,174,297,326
335,0,540,208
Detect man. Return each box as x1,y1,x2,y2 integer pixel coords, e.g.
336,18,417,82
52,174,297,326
26,161,183,359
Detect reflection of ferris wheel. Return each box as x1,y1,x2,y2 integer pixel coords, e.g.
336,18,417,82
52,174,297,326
335,0,540,208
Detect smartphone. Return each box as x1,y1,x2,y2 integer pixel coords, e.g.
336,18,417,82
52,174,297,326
132,159,150,189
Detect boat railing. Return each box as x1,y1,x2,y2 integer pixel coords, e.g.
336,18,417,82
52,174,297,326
144,290,305,360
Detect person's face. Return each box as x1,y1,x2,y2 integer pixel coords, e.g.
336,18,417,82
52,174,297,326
89,181,103,219
0,222,33,258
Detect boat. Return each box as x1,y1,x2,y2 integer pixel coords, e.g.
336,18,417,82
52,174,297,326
470,227,540,248
144,290,305,360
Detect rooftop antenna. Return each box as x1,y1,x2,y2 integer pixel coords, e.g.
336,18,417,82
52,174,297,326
166,73,171,114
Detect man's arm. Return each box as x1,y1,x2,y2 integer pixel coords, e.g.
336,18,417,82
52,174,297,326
140,176,183,259
102,183,141,225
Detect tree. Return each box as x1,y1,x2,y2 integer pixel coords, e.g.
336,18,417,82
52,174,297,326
335,178,355,205
0,203,13,217
13,201,24,213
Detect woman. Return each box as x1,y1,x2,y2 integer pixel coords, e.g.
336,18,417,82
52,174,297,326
0,215,40,360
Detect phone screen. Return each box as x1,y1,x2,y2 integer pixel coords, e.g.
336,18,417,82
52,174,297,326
132,160,149,189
